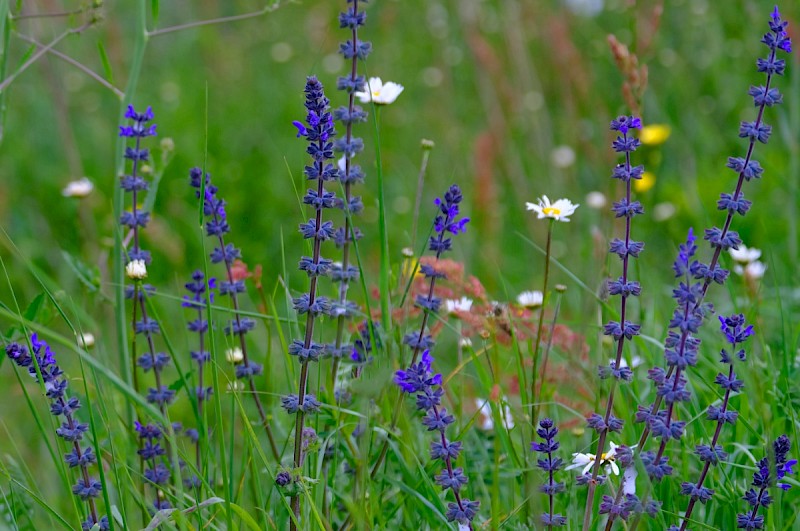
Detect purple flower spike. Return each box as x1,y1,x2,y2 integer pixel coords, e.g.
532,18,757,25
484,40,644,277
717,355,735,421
7,338,107,528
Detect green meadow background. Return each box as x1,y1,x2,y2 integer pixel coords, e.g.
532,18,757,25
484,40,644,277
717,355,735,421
0,0,798,529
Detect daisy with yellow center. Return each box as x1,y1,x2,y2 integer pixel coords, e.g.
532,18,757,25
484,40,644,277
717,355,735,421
355,77,404,105
565,441,629,476
525,195,579,222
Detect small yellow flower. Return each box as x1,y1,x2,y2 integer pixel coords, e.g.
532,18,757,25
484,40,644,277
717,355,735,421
639,124,671,146
633,171,656,193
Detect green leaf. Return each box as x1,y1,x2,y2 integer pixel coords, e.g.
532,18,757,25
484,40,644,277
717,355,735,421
96,41,113,84
151,0,159,27
61,250,101,292
22,292,46,324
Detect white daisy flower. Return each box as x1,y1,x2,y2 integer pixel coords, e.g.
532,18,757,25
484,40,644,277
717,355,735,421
585,191,607,209
610,356,644,369
517,290,544,309
77,333,95,349
125,260,147,280
565,441,629,476
225,347,244,364
62,177,94,198
526,195,579,222
734,260,767,279
226,381,245,392
445,297,473,315
355,77,404,105
475,398,515,431
729,244,762,264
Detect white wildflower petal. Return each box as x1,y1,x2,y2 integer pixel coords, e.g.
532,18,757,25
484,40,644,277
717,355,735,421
585,191,608,209
62,177,94,198
77,333,95,349
355,77,404,105
729,244,762,264
565,452,593,472
125,260,147,280
445,296,473,314
623,467,638,495
226,347,244,364
517,290,544,308
745,260,767,279
526,195,579,222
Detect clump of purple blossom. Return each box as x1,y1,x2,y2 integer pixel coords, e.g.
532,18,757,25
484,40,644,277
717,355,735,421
581,114,644,527
669,313,752,530
395,350,479,527
737,434,795,529
182,269,216,486
389,184,476,527
6,336,108,530
328,0,370,389
531,418,566,528
286,75,339,529
189,166,280,461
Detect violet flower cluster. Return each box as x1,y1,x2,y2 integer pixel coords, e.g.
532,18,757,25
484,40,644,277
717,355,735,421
182,269,216,483
669,314,752,530
286,75,339,527
134,420,172,510
637,229,709,484
737,435,795,529
327,0,370,374
395,350,479,526
120,105,175,411
119,104,157,268
704,5,791,261
404,185,470,355
189,167,279,459
6,336,108,530
391,185,476,526
581,116,644,524
531,418,566,528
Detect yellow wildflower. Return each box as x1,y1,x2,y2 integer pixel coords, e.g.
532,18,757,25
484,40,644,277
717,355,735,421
633,171,656,193
639,124,671,146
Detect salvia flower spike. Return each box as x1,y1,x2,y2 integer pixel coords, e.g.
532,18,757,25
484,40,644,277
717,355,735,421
188,167,280,462
581,114,644,530
395,350,480,527
286,75,339,530
6,337,109,530
358,184,471,530
737,434,795,530
329,0,371,392
120,105,178,512
670,314,753,531
531,418,566,528
183,269,215,480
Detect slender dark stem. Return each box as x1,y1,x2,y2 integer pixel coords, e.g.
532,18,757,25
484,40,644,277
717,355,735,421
527,218,553,523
